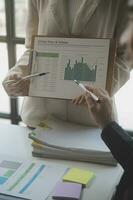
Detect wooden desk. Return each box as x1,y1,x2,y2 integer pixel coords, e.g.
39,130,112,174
0,123,123,200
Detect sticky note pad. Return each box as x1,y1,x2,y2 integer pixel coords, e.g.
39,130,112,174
52,182,82,200
63,168,95,186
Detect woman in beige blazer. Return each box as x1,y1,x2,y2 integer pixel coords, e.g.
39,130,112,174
3,0,131,127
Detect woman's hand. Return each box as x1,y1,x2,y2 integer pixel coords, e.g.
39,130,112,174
3,72,29,96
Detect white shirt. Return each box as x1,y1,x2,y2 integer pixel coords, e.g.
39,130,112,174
3,0,130,127
68,0,81,30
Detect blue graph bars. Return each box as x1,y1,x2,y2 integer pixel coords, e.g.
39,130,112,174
64,57,97,81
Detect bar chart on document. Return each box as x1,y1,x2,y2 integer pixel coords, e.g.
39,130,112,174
29,37,110,99
0,158,68,200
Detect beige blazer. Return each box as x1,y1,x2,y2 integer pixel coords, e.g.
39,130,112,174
3,0,131,127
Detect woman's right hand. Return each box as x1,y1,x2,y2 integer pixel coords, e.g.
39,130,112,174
3,72,29,97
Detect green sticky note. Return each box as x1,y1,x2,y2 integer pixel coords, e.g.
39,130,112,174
63,168,95,186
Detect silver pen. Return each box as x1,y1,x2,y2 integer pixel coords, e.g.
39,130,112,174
5,72,50,84
73,80,99,102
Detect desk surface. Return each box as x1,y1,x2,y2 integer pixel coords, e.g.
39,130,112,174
0,123,123,200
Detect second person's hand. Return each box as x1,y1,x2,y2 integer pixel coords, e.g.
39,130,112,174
85,86,116,128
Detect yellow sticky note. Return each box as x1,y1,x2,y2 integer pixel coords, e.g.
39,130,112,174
63,168,95,186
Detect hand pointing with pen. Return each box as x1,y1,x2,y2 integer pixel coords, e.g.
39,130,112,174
3,72,30,96
85,86,116,128
3,71,50,96
73,86,116,128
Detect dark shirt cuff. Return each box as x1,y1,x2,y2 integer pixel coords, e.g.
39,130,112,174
101,121,133,171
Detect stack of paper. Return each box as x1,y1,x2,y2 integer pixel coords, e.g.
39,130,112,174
29,117,117,166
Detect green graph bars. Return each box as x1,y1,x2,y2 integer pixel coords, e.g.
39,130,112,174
64,57,97,81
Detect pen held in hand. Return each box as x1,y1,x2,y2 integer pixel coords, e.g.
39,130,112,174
73,80,99,102
5,72,50,84
21,72,50,81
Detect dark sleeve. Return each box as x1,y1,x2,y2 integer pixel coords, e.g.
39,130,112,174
101,122,133,172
